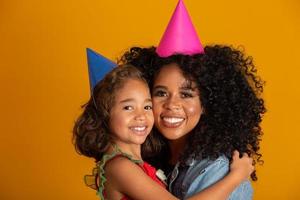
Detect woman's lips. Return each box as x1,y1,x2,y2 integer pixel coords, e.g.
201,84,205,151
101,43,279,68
161,116,185,128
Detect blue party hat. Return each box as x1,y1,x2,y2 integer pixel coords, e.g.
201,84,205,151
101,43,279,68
86,48,116,93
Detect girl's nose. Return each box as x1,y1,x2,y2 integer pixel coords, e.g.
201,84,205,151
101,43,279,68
134,110,146,121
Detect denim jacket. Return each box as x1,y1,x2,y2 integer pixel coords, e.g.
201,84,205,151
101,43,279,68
168,155,253,200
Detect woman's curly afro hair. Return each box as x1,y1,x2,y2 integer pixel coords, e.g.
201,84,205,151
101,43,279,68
121,45,266,181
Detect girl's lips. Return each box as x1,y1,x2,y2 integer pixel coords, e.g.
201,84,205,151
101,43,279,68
160,116,185,128
130,126,146,131
129,126,148,136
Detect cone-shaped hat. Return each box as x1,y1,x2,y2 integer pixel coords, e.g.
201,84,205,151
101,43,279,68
86,48,116,93
156,0,204,57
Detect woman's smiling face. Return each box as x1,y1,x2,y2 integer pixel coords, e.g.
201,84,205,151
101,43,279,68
152,63,202,140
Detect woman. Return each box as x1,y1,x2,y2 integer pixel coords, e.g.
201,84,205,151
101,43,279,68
121,44,266,199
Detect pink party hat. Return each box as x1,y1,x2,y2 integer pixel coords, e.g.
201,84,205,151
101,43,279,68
156,0,204,57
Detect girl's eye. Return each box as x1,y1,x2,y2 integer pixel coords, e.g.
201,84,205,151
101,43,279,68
144,105,152,110
123,106,133,110
180,92,193,98
153,90,167,97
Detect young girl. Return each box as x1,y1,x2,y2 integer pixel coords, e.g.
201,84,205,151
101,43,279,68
73,64,254,200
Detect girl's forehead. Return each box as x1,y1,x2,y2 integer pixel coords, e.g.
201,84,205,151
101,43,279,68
117,78,149,93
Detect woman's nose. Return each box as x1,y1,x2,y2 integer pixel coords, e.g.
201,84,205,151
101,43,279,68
163,95,181,111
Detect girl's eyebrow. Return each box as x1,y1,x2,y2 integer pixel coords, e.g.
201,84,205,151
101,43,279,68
119,98,134,103
120,98,152,103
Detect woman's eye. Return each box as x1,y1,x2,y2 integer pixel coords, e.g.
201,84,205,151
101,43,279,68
153,90,167,97
181,92,193,98
144,105,152,110
123,106,133,110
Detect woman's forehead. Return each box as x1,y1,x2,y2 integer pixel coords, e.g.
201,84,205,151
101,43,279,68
155,64,196,86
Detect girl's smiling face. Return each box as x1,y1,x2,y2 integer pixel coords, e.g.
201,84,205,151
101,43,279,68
152,64,202,140
109,79,154,147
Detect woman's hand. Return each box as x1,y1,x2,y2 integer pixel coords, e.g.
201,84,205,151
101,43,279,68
230,150,254,182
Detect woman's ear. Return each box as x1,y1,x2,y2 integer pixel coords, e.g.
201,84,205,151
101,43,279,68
200,104,205,115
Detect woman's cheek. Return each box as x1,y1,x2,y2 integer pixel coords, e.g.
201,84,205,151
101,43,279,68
185,103,202,116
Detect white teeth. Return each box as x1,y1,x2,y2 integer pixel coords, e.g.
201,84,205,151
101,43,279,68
163,117,184,124
131,126,146,131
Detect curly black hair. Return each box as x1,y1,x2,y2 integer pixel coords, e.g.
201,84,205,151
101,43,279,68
121,45,266,181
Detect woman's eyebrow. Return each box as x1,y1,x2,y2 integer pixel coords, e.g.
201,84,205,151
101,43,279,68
180,79,198,90
180,86,198,91
180,86,192,90
153,85,167,90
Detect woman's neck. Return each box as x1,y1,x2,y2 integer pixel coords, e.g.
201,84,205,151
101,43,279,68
168,136,188,165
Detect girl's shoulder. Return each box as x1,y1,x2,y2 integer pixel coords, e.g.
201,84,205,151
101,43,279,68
102,146,143,178
84,149,143,200
98,148,143,183
105,155,142,176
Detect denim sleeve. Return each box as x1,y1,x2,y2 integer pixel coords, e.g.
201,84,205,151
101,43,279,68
228,180,253,200
185,157,253,200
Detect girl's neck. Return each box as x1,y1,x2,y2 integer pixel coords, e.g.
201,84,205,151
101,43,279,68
168,135,188,165
109,142,142,161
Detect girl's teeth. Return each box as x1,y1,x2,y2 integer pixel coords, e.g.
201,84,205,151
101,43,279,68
163,117,184,124
131,126,146,131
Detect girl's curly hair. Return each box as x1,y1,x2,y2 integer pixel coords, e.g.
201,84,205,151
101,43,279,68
121,45,266,181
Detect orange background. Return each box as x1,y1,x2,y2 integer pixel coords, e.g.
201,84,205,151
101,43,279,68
0,0,299,199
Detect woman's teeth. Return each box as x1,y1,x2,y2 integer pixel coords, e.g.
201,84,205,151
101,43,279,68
162,117,184,124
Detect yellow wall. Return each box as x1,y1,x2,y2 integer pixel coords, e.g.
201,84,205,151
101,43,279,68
0,0,299,199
